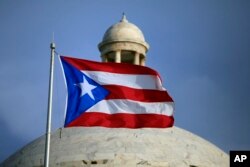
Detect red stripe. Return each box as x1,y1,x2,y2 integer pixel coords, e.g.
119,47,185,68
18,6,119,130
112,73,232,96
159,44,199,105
66,112,174,128
61,56,161,77
104,85,173,102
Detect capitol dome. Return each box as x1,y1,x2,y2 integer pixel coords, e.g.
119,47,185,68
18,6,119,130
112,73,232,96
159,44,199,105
98,15,149,66
99,14,149,49
1,127,229,167
1,15,229,167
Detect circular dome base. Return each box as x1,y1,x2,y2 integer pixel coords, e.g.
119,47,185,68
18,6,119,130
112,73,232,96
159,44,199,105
2,127,229,167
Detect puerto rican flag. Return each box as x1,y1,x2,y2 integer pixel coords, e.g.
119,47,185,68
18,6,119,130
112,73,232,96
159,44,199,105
60,56,174,128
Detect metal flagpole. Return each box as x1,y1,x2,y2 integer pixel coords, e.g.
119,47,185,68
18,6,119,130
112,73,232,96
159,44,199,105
44,42,56,167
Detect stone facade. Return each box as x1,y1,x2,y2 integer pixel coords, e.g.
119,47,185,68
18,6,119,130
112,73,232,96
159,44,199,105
1,127,229,167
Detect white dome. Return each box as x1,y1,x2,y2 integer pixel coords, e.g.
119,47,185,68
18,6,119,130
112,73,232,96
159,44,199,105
2,127,229,167
99,15,149,49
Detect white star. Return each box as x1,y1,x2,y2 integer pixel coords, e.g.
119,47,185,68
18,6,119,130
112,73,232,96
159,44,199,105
75,76,97,100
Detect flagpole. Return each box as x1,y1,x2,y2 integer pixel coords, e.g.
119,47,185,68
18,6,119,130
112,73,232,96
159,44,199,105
44,42,55,167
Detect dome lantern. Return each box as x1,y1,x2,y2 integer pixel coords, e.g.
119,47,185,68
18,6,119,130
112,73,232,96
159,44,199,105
98,14,149,66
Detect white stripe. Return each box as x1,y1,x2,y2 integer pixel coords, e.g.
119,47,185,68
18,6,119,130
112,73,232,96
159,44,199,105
81,70,165,90
86,100,174,116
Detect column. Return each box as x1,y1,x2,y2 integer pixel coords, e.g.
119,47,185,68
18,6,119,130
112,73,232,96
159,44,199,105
134,52,140,65
141,56,146,66
115,50,121,63
101,55,107,62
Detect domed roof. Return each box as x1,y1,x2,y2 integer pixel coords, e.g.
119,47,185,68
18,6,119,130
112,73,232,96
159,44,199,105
99,15,149,49
2,127,229,166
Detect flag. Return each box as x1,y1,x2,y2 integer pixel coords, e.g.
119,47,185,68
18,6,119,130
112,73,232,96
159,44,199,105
60,56,174,128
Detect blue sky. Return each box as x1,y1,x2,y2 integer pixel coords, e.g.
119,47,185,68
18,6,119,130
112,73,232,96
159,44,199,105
0,0,250,162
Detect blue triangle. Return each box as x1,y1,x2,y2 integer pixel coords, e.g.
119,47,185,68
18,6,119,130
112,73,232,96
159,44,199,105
61,59,109,126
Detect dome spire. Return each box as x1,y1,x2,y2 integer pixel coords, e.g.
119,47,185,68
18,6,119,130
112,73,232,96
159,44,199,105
120,12,128,22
